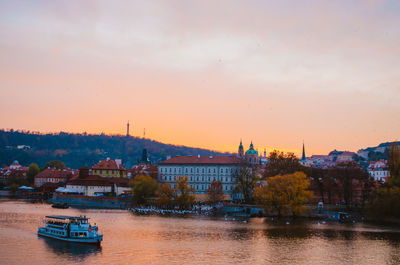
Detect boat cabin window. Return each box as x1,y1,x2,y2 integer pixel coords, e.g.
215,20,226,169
77,232,87,237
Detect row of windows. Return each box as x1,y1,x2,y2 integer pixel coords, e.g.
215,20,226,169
73,232,88,237
46,228,65,236
160,176,234,183
369,171,388,176
160,167,238,174
166,183,233,191
93,170,124,175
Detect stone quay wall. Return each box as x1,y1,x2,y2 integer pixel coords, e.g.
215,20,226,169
52,194,132,209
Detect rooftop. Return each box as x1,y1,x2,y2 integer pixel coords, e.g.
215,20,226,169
92,158,125,170
159,155,245,165
35,168,77,179
45,215,89,220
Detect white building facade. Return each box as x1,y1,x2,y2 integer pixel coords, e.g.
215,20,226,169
158,155,245,200
368,160,390,182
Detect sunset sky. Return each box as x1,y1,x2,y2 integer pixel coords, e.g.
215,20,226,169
0,0,399,155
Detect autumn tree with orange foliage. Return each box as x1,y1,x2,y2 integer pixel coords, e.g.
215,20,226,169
175,176,195,209
254,172,313,217
156,183,175,208
207,179,224,204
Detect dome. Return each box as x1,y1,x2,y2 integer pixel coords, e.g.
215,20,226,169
245,149,258,155
245,141,258,155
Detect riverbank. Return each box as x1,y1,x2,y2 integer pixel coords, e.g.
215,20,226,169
51,194,132,209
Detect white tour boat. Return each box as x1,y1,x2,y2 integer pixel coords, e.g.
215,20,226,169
38,215,103,245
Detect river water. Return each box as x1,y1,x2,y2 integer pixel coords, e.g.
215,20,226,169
1,199,400,265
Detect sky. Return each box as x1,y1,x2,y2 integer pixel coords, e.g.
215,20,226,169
0,0,399,156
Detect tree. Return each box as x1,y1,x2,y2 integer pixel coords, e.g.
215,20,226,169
329,161,370,207
367,186,400,219
6,171,28,187
234,166,259,204
27,163,39,185
387,143,400,186
130,175,158,204
156,183,175,208
207,179,224,204
42,160,66,170
254,172,313,217
175,176,195,209
264,150,302,178
303,167,325,202
8,183,19,195
367,143,400,219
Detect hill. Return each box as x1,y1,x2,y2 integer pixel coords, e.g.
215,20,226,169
0,130,228,169
357,141,400,161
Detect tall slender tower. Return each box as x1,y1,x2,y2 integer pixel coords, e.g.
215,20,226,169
301,141,306,162
238,139,244,157
126,121,130,137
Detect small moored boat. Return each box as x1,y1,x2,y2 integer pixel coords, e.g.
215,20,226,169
52,203,69,209
38,215,103,245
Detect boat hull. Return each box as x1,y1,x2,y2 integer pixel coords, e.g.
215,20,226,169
38,231,103,245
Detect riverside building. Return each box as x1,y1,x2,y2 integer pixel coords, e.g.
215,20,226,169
158,155,245,201
91,157,127,178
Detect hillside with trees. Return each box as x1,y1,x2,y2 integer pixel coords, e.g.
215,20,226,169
0,130,227,169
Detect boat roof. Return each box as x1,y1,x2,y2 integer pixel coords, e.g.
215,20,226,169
45,215,89,220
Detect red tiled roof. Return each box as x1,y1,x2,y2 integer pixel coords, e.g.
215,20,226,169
92,159,125,170
108,177,130,187
159,155,245,165
66,175,112,187
147,165,158,172
35,168,78,179
3,166,28,172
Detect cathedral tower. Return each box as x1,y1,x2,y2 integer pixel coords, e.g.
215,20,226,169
238,139,244,157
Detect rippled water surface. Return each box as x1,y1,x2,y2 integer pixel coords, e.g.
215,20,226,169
1,199,400,264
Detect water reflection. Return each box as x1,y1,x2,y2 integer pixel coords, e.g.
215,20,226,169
2,199,400,265
39,236,102,258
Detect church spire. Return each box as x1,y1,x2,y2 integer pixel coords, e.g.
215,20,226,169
238,139,244,157
301,141,306,162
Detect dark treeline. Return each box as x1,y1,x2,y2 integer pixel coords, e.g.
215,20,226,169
0,129,227,169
